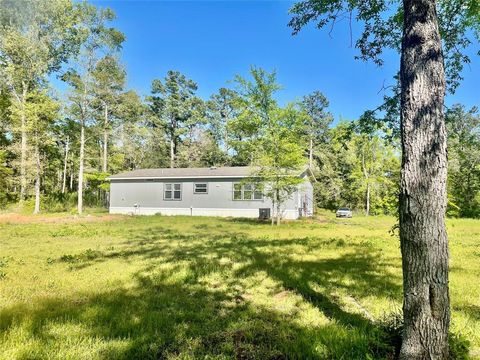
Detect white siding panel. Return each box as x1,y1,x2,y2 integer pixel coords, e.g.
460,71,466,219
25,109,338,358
109,206,299,219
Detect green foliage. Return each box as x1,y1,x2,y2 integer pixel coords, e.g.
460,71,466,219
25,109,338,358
147,70,205,167
206,87,242,165
0,0,477,220
0,150,13,207
449,332,471,360
446,104,480,218
289,0,479,93
312,121,400,214
289,0,480,140
0,0,83,86
301,90,333,144
234,68,308,223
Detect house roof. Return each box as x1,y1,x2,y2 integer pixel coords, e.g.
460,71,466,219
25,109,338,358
108,166,315,180
108,166,316,181
108,166,253,180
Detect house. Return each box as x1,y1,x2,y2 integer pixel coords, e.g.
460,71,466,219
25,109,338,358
108,166,314,219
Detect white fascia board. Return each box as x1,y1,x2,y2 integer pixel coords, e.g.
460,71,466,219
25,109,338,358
107,175,251,181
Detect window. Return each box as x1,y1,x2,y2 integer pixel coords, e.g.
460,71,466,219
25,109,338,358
233,183,263,201
164,183,181,200
194,183,208,194
233,183,242,200
254,189,263,200
243,184,253,200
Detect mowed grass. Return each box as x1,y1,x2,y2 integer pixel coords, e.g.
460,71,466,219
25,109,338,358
0,211,479,359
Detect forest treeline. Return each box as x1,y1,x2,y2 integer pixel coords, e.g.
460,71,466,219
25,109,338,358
0,0,479,217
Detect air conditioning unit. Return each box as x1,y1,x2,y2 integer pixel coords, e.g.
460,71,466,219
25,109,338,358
259,208,271,220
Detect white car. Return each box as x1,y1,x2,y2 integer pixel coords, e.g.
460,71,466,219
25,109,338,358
336,207,352,218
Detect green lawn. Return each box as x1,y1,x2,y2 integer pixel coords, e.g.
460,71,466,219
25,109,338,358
0,211,479,359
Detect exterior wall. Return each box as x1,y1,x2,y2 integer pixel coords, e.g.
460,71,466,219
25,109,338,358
296,176,315,216
109,176,313,219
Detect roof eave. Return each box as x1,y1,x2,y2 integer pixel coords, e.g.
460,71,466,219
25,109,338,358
107,175,251,181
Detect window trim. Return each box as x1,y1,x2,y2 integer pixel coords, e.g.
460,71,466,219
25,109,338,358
232,182,263,201
164,183,182,201
193,182,208,194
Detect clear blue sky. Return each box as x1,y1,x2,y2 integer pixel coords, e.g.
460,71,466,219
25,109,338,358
92,0,479,121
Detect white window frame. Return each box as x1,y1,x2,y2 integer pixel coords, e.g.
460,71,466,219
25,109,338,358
194,183,208,194
164,183,182,201
233,183,263,201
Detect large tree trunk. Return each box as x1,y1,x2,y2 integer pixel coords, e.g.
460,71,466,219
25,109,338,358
33,142,41,214
78,122,85,215
19,84,28,202
399,0,449,358
62,137,69,194
102,103,108,173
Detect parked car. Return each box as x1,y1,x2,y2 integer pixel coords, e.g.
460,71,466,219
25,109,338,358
336,207,352,218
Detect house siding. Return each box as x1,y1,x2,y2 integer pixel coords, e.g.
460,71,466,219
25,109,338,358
109,176,313,219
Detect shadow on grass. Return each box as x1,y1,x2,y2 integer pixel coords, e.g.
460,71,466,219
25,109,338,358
1,223,470,358
0,270,394,359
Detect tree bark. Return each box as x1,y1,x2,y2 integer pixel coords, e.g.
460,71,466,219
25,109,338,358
102,103,108,173
271,194,275,226
366,183,370,216
19,83,28,202
33,142,41,214
69,163,74,191
399,0,449,358
62,137,69,194
170,137,175,168
78,122,85,215
276,199,281,226
309,137,314,169
362,150,370,216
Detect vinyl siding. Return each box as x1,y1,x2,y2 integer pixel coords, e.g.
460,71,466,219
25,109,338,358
109,175,313,219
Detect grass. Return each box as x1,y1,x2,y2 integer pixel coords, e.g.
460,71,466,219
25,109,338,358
0,210,478,359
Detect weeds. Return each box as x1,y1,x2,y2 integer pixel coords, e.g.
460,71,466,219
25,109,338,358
59,249,103,263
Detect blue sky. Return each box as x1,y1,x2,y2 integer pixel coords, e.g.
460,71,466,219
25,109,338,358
91,0,479,121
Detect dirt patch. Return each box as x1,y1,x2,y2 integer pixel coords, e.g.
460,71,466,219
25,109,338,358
273,290,291,300
0,213,125,224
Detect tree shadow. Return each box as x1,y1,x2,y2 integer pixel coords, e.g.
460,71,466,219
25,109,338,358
1,266,396,359
9,222,470,358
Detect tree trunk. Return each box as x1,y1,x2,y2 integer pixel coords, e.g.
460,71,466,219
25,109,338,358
102,103,108,173
309,137,313,169
366,182,370,216
276,199,281,226
362,150,370,216
69,163,74,191
399,0,449,358
62,137,69,194
78,122,85,215
19,84,28,202
271,195,275,226
33,143,41,214
170,137,175,168
224,125,229,156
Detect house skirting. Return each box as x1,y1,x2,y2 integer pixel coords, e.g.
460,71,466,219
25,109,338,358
109,206,299,219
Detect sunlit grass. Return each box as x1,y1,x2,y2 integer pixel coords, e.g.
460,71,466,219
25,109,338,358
0,210,478,359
